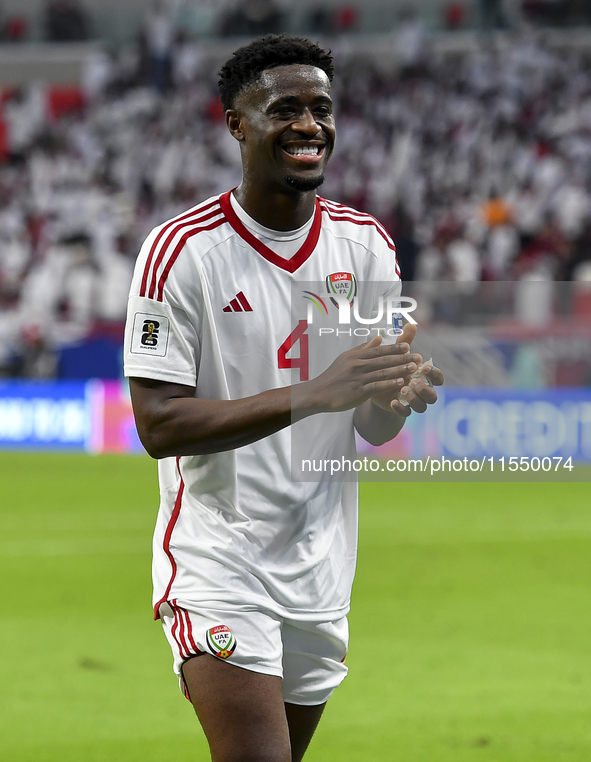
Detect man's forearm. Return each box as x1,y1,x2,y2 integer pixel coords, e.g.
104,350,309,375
130,379,324,459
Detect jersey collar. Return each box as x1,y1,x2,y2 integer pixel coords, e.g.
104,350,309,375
219,190,321,274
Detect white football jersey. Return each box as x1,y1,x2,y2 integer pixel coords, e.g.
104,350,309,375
124,190,400,622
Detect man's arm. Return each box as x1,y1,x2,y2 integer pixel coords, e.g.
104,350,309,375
130,335,422,458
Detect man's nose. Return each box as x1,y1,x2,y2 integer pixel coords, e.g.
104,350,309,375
292,109,320,135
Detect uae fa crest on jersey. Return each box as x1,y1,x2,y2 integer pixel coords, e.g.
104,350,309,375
326,272,357,308
206,625,237,659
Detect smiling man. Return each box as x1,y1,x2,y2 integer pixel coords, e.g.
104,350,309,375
124,34,442,762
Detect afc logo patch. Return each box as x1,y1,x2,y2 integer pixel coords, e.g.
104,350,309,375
130,313,170,357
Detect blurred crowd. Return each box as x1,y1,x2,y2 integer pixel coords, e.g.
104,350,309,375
3,0,591,44
1,0,341,44
1,29,591,376
327,31,591,287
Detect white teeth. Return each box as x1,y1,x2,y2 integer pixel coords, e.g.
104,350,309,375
285,146,320,156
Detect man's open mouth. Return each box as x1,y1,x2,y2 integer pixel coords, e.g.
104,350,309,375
282,145,324,157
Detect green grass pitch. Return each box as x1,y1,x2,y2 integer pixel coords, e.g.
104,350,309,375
1,452,590,761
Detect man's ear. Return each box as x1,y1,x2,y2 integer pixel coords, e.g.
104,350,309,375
226,110,244,141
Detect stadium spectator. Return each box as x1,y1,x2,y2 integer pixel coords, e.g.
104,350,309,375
144,0,178,94
393,8,429,76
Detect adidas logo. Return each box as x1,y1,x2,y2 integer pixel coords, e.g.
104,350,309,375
222,291,253,313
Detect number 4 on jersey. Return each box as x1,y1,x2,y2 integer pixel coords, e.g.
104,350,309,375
278,320,309,381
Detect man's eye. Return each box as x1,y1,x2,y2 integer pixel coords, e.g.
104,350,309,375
315,108,332,117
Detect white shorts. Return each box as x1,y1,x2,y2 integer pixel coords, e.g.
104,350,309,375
159,601,349,706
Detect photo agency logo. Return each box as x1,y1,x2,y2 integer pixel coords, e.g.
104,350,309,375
302,274,418,337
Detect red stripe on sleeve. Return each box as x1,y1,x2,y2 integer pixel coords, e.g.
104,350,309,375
320,199,397,247
320,205,399,262
155,217,226,302
148,207,222,299
140,199,220,297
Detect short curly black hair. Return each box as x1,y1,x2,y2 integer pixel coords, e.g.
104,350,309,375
218,34,334,112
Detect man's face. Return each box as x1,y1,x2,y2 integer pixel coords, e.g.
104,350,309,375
230,64,336,193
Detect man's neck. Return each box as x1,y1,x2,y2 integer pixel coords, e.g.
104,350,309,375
232,183,316,231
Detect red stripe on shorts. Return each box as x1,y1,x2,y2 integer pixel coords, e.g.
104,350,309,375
171,604,188,659
175,604,191,659
182,608,201,655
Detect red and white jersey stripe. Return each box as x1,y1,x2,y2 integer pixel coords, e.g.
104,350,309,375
139,198,226,302
319,198,401,278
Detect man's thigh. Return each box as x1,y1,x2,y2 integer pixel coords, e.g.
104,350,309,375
182,657,326,762
182,654,291,762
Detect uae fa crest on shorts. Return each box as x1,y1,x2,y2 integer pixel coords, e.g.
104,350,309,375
206,625,237,659
326,272,357,308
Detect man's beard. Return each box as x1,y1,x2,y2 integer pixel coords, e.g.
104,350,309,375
284,173,325,192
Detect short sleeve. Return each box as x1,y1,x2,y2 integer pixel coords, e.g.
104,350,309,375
123,230,201,386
